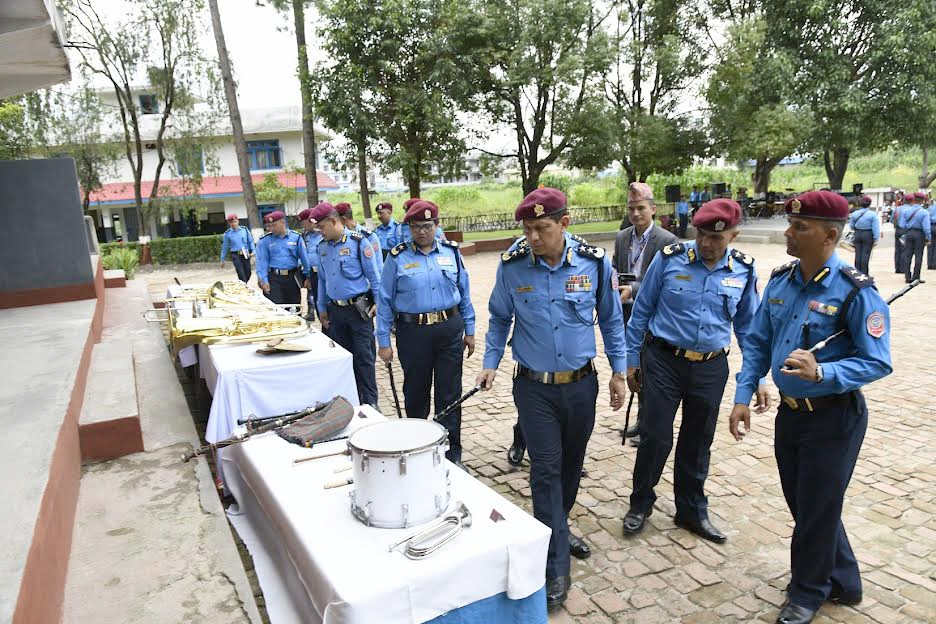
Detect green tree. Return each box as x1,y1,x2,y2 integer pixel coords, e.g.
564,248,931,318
0,98,32,160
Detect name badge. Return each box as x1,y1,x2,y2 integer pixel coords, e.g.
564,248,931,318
808,300,838,316
437,256,454,267
768,298,784,305
674,274,692,281
565,275,592,292
403,262,420,270
721,277,743,288
339,247,351,256
516,286,534,293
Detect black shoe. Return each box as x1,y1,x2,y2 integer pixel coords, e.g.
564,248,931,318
507,424,525,466
569,534,591,559
580,467,588,478
625,423,639,438
775,602,816,624
829,586,862,606
546,575,570,612
674,515,727,544
623,508,650,536
629,434,640,447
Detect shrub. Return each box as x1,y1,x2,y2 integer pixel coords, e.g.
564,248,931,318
538,173,572,195
102,247,140,279
432,185,482,208
148,234,224,265
570,182,619,207
99,241,140,256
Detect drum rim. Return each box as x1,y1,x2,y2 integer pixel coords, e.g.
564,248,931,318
348,420,448,457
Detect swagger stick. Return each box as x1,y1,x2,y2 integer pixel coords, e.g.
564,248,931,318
386,361,403,418
435,385,482,425
621,391,635,447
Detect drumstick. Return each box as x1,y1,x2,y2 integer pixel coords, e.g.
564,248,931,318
293,448,350,465
323,477,353,489
333,464,352,474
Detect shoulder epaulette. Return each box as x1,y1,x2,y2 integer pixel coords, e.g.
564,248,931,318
575,243,605,260
569,233,588,244
390,242,407,257
441,238,459,248
770,260,797,278
501,240,531,263
840,266,874,288
730,249,754,267
259,232,271,239
348,231,364,241
661,243,685,257
359,227,374,236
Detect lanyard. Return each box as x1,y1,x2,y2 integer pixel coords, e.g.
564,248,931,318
629,230,650,273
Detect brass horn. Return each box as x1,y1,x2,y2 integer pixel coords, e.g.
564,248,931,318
388,502,472,559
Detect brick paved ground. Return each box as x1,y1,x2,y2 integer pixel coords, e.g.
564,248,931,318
143,237,936,624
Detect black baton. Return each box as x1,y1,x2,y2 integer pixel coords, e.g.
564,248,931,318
435,385,481,424
621,391,635,447
386,361,403,418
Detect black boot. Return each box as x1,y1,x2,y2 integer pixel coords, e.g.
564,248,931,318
507,423,525,466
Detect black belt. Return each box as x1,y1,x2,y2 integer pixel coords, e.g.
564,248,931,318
396,306,459,326
779,391,854,413
331,293,369,307
270,268,298,276
909,228,927,232
648,336,728,362
515,361,595,385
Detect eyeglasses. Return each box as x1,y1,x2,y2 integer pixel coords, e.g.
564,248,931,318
410,223,435,232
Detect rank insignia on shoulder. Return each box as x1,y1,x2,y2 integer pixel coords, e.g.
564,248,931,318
390,242,408,257
662,243,685,257
502,245,530,263
441,239,459,248
359,227,373,236
575,244,605,260
771,260,797,278
348,231,364,241
841,266,873,287
569,233,588,244
730,249,754,266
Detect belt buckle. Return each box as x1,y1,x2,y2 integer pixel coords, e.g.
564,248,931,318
782,395,799,410
553,370,573,384
425,311,441,324
684,350,704,362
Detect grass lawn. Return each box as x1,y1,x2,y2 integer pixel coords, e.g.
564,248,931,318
463,219,622,241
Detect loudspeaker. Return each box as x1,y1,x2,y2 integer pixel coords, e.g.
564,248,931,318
713,182,727,195
852,183,864,194
665,185,681,203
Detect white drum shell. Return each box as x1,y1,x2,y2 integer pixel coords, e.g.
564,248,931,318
348,420,450,528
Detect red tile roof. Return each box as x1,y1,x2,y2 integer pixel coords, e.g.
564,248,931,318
88,171,339,204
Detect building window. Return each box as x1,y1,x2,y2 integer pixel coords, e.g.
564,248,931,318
139,94,159,114
246,140,282,170
258,204,284,221
175,146,204,176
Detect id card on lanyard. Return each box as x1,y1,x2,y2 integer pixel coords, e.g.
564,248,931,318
629,231,650,274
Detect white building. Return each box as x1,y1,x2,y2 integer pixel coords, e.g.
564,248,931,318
87,93,337,241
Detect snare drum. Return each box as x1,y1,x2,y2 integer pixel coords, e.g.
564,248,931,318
348,420,450,528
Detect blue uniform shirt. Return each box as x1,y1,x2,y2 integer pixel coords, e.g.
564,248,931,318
220,226,254,261
392,222,446,247
689,191,699,204
375,218,398,250
376,240,476,348
676,201,689,216
355,224,384,272
483,233,627,373
903,205,932,238
255,230,310,285
301,230,324,272
929,204,936,224
625,241,760,369
849,208,880,241
734,254,891,404
316,228,381,313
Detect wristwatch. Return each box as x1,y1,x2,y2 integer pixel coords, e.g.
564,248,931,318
613,372,629,381
814,364,824,383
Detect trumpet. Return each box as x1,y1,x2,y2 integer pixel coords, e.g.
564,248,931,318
388,502,472,559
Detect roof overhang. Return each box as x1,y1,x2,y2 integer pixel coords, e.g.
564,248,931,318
0,0,71,99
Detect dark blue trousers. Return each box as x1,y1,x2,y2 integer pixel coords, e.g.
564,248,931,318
232,253,251,283
514,372,598,579
775,392,867,611
903,230,926,282
630,340,729,521
327,303,378,405
266,272,301,306
929,226,936,268
894,227,906,273
396,314,465,462
306,271,318,321
852,229,873,275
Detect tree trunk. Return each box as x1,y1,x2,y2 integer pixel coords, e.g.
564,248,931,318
357,140,371,220
292,0,319,207
208,0,260,229
752,158,776,194
407,174,421,198
919,147,936,188
823,147,850,190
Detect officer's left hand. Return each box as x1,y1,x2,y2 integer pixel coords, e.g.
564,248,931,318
463,335,475,358
609,376,627,411
781,349,818,381
367,304,377,318
304,278,310,290
754,385,771,413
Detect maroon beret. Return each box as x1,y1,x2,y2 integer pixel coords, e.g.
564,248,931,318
514,187,567,221
335,202,352,215
404,200,439,223
785,190,849,220
859,195,873,207
297,207,312,221
309,202,338,223
263,210,285,224
403,198,421,210
226,213,238,221
376,202,393,213
692,198,741,231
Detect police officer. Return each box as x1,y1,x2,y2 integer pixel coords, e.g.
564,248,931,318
476,188,628,612
893,197,906,274
377,200,476,464
256,211,310,306
928,195,936,269
297,207,323,322
336,202,383,272
730,190,892,624
622,199,768,543
393,198,446,246
374,202,398,260
312,202,381,406
901,192,931,283
220,214,254,283
848,195,879,275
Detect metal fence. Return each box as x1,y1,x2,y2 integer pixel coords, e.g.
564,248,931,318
438,202,675,233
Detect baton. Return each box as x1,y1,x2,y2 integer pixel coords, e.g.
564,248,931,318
435,385,482,425
782,279,920,370
386,361,403,418
621,391,635,447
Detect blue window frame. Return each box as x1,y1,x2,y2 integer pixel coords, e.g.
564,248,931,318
258,204,284,221
139,94,159,114
246,140,282,171
175,146,204,176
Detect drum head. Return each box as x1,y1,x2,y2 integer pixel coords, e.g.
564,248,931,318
349,420,446,454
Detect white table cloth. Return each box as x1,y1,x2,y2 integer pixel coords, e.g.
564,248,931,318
222,411,550,624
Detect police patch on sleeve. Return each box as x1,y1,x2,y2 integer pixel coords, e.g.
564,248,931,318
866,311,885,338
363,245,374,258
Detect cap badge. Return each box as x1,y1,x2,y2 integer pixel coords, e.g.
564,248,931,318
533,204,545,217
714,220,725,231
791,199,802,214
424,209,431,219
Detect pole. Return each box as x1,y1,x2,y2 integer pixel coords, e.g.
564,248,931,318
386,361,403,418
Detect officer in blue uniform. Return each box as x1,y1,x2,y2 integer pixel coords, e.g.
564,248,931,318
892,198,906,274
297,207,323,322
336,202,384,273
256,211,310,306
730,191,892,624
477,187,628,612
374,202,398,260
392,199,446,247
901,192,931,283
312,202,382,406
848,195,879,275
928,195,936,269
377,200,476,464
622,199,768,543
220,214,254,283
